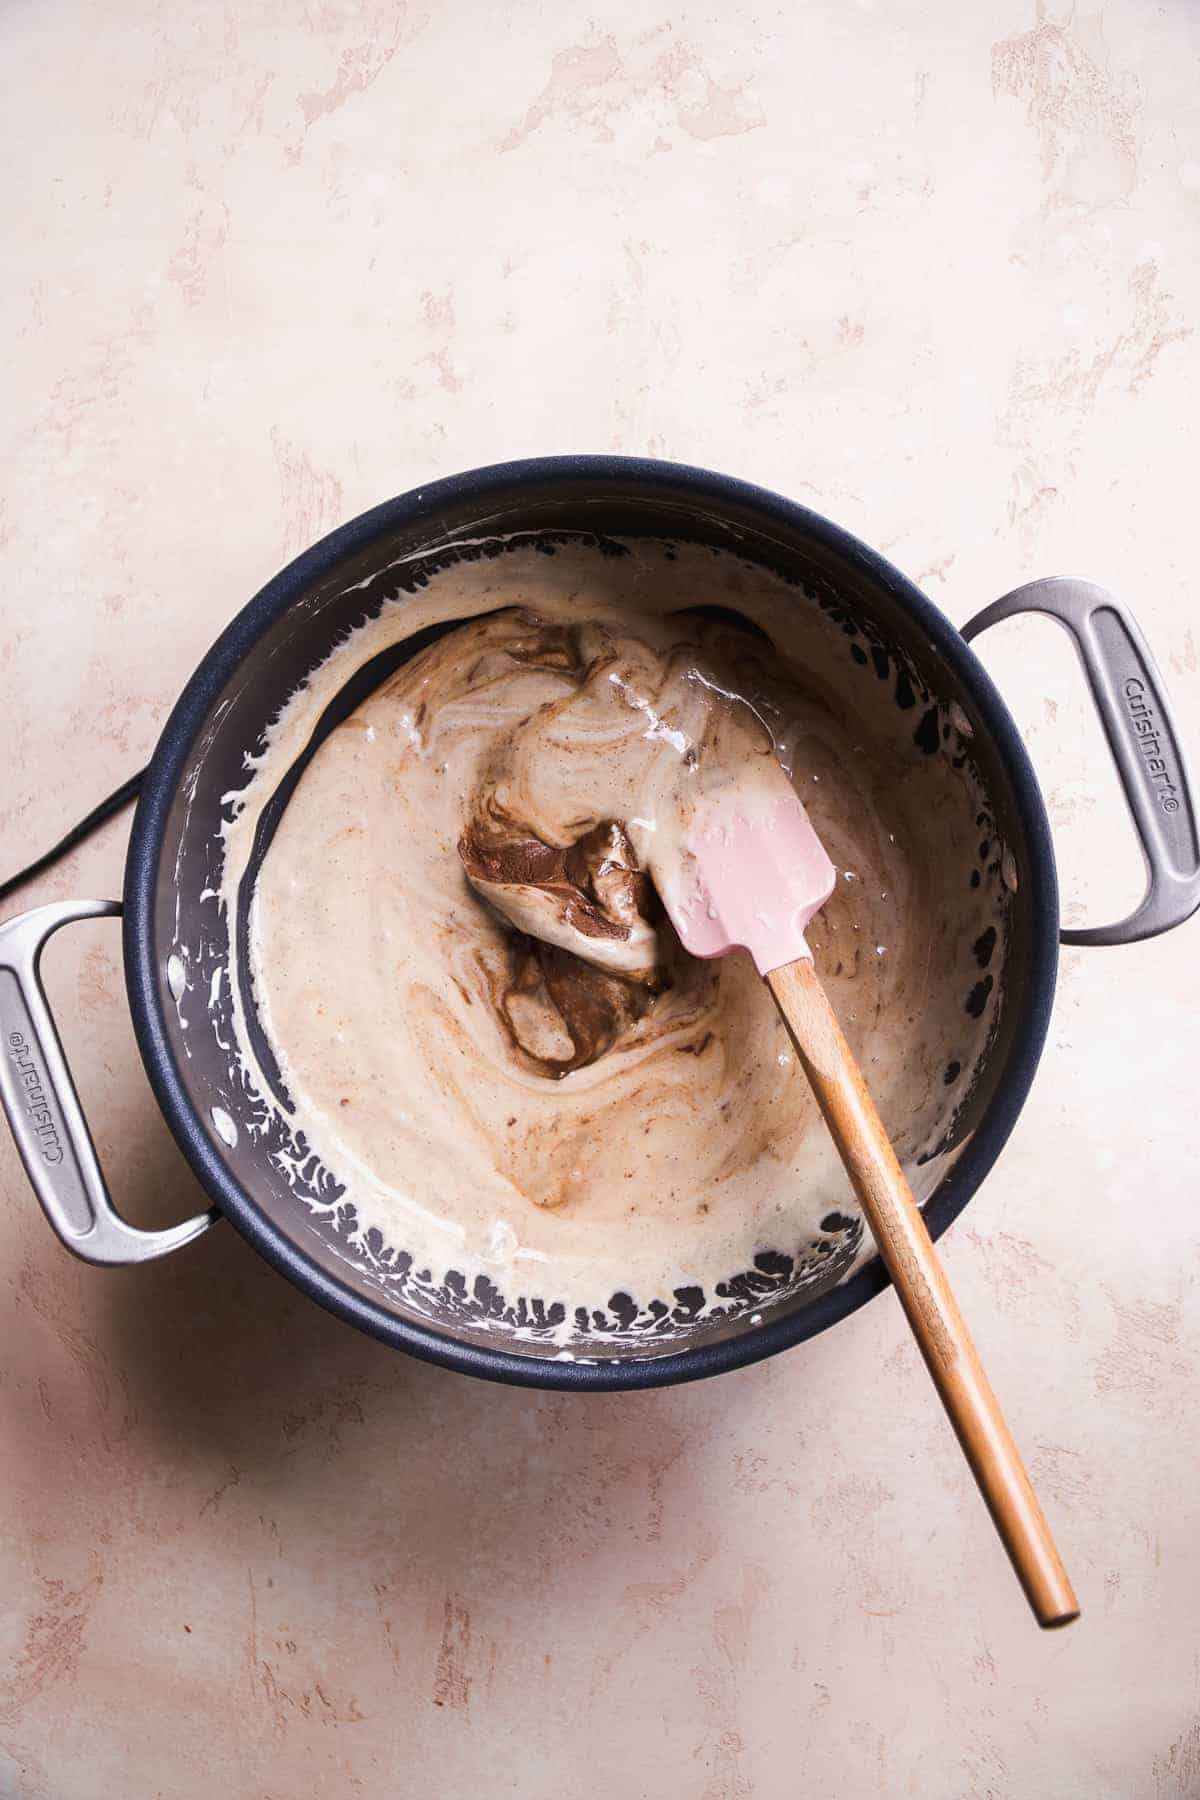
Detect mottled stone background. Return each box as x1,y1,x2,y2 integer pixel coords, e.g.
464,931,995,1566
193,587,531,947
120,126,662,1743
2,1,1198,1795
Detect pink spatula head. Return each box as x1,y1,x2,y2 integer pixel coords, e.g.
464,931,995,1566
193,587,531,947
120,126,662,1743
659,788,837,975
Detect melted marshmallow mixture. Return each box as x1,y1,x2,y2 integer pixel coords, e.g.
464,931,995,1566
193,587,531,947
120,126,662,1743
221,539,1006,1324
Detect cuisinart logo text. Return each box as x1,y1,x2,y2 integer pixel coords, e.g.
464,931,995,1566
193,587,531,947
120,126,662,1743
7,1030,63,1164
1124,678,1181,816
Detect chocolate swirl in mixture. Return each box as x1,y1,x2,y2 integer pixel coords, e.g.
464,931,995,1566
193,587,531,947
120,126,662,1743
455,606,804,1075
462,818,666,1074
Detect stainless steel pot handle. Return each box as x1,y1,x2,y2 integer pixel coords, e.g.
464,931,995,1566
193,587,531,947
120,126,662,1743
0,900,218,1263
962,577,1200,946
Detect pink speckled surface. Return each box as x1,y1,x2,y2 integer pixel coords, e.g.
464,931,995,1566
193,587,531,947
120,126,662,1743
2,2,1199,1794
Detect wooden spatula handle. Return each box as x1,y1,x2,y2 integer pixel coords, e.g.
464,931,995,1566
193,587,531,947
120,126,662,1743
767,956,1079,1630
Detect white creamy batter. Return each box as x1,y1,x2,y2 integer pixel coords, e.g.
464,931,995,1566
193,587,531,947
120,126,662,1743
219,537,1006,1336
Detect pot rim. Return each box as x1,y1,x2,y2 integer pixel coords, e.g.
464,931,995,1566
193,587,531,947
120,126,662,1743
124,455,1059,1390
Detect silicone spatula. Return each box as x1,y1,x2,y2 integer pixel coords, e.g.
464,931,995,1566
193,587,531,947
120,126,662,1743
658,788,1079,1629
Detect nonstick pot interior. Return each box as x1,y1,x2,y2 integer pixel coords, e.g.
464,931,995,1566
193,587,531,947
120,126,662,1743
124,458,1058,1389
